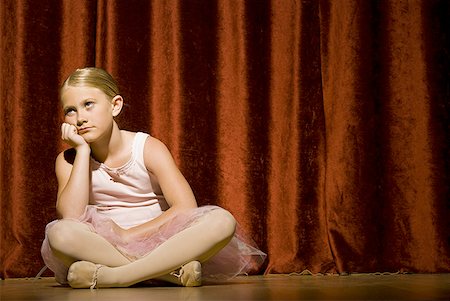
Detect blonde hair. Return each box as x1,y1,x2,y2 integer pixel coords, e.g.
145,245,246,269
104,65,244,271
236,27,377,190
61,67,120,100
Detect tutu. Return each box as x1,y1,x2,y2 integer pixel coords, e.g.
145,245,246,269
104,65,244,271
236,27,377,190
41,205,267,284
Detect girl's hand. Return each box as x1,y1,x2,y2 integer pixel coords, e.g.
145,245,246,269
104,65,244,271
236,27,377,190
111,222,125,237
110,220,157,244
61,123,88,149
110,221,134,244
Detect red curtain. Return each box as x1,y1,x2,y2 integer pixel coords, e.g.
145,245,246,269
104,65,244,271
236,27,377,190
1,0,449,278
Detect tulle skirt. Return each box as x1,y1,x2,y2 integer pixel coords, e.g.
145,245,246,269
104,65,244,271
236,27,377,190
41,205,266,284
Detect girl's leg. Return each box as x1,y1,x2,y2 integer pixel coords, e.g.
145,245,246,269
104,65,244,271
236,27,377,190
48,219,188,286
47,220,131,267
68,208,236,288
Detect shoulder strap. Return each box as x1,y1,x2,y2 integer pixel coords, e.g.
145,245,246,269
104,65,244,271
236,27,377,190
132,132,150,165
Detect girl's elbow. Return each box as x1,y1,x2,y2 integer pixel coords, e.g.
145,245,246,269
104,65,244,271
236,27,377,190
56,204,84,220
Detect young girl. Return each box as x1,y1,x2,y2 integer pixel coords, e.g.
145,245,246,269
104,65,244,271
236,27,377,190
41,67,266,288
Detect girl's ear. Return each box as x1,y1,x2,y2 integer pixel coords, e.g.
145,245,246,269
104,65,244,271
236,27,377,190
111,95,124,117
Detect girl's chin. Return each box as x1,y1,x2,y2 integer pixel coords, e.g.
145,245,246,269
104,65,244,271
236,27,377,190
80,133,95,143
81,131,107,144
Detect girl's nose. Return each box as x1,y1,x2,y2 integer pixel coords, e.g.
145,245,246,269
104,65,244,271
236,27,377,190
76,115,87,126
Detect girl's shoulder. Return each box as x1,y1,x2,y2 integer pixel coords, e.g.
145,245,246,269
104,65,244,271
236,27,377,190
121,130,158,149
120,129,139,142
142,134,168,152
142,135,175,172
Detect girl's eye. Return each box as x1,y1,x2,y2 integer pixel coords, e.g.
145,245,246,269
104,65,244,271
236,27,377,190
64,108,75,116
85,101,94,108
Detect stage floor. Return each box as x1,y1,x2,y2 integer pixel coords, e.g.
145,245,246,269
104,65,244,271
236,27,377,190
1,274,449,300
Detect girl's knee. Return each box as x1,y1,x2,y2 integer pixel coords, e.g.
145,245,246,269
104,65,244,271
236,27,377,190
208,208,237,239
47,220,87,250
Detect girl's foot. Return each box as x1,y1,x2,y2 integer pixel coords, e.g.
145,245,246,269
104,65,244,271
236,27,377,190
67,260,202,288
67,261,103,289
169,261,202,287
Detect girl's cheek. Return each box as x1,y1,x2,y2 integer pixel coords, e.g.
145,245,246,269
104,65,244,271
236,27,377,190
64,116,74,124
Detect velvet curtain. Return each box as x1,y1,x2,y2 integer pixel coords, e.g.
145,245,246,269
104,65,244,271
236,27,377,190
1,0,449,278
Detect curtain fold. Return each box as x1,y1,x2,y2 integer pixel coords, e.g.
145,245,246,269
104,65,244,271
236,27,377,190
1,0,449,278
321,0,389,273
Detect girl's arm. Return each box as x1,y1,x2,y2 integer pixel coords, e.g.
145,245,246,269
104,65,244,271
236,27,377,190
118,136,198,241
55,124,91,219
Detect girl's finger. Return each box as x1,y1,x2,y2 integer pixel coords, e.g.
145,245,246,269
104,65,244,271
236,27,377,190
67,124,75,136
61,123,74,140
61,123,68,140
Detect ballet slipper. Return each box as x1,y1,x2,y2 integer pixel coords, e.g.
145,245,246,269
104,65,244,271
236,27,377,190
67,261,103,289
170,261,202,287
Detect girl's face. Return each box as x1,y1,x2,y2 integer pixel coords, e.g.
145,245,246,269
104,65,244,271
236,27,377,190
61,86,116,143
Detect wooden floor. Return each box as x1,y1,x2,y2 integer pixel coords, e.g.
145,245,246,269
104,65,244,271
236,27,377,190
1,274,449,300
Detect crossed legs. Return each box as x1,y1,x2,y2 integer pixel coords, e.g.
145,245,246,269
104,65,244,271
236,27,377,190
47,208,236,288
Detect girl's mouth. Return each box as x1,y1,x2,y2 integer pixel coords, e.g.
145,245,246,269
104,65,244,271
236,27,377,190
78,127,92,134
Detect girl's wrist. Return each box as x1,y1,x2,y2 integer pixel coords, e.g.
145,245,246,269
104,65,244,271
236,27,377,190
75,144,90,154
